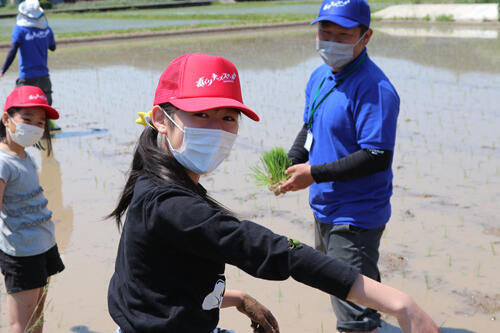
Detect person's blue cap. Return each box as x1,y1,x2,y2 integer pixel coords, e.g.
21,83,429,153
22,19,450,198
311,0,371,29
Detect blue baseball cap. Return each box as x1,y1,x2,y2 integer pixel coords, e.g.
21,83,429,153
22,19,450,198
311,0,371,29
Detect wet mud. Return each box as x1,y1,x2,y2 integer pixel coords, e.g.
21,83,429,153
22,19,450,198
0,22,498,332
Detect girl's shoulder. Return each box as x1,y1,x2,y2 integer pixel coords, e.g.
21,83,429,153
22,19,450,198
0,148,16,165
134,176,207,210
0,149,36,166
136,175,195,197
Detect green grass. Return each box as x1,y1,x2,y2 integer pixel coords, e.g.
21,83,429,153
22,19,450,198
0,0,320,14
48,11,311,21
252,147,291,193
436,14,454,22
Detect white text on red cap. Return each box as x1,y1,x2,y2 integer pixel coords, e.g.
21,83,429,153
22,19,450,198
196,72,237,88
29,94,48,102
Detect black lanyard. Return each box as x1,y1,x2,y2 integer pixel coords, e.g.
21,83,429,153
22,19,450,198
307,55,367,129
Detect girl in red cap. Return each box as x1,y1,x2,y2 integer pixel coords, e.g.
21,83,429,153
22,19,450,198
107,53,439,333
0,85,64,333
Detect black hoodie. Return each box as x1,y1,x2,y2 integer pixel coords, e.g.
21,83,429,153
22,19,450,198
108,176,359,333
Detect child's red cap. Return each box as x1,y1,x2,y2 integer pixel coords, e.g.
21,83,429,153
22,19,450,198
154,53,259,121
4,86,59,120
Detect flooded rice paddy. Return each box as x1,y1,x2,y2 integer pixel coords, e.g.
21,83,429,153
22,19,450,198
0,2,395,39
0,17,233,38
0,22,498,332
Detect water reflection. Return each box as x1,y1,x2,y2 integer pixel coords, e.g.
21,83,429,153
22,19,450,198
47,23,500,76
377,26,498,39
38,150,74,254
369,23,500,74
49,27,317,72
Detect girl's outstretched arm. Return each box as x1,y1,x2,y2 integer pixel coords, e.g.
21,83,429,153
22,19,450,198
347,274,441,333
222,289,279,333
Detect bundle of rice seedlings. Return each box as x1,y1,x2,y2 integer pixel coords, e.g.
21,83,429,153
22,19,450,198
252,147,292,194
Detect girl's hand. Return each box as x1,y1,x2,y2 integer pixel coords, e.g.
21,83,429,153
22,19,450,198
395,297,441,333
236,294,280,333
347,275,440,333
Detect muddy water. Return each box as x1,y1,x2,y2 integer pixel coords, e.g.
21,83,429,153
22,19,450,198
0,23,498,332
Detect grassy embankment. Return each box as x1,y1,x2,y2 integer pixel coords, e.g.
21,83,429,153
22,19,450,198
0,0,497,42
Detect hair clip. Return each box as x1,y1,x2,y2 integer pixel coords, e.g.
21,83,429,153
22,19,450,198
135,110,156,130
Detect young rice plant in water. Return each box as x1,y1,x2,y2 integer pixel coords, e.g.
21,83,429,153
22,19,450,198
252,147,291,194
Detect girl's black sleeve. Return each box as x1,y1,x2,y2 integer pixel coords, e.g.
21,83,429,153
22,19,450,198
311,149,393,183
1,43,19,74
150,184,360,300
287,123,309,165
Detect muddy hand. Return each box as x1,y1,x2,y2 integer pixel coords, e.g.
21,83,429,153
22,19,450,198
237,294,279,333
396,298,441,333
279,163,314,194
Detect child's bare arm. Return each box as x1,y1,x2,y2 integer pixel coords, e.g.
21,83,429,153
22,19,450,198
222,289,279,333
347,274,440,333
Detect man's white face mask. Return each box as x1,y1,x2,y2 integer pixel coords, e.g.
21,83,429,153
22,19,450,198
316,32,366,69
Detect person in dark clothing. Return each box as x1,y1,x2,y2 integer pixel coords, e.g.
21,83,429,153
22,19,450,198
107,53,440,333
0,0,56,107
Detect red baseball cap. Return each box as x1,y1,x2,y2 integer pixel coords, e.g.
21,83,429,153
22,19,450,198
4,85,59,120
154,53,259,121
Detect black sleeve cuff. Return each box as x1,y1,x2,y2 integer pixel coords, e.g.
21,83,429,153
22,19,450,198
287,123,309,165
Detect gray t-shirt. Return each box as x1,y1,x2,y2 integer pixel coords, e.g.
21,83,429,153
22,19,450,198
0,149,55,256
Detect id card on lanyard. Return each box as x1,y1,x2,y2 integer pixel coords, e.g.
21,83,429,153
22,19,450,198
305,55,367,152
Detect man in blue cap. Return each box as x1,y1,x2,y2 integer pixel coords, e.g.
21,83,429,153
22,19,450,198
280,0,400,332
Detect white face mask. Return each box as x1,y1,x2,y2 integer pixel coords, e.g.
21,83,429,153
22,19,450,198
316,32,366,69
162,109,237,175
7,116,44,147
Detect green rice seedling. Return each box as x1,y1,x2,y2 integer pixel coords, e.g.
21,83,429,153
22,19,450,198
252,147,292,194
491,242,497,256
427,244,434,257
25,284,49,333
424,273,430,290
277,287,283,303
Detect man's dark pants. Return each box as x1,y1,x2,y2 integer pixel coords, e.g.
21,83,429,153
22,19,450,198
16,75,53,106
315,219,385,332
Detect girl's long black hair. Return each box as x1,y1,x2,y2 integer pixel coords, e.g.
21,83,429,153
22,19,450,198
108,104,232,229
0,107,53,156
